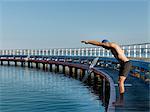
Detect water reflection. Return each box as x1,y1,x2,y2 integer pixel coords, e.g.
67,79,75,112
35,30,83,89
0,66,105,112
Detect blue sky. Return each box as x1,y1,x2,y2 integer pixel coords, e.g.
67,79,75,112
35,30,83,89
0,0,149,49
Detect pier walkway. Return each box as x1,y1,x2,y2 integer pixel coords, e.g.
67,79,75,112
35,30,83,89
97,67,150,112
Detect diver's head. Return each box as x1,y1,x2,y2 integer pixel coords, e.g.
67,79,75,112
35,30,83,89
101,39,110,50
101,39,109,43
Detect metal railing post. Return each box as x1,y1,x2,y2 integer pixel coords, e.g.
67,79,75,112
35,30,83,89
145,44,148,58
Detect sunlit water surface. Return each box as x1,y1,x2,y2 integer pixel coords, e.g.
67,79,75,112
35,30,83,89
0,66,105,112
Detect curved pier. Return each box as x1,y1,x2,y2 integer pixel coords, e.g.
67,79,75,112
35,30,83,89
0,45,149,112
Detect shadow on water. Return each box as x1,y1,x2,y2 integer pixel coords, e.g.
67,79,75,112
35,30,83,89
82,72,110,111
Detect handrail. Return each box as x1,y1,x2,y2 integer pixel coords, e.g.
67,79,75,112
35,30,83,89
0,43,149,59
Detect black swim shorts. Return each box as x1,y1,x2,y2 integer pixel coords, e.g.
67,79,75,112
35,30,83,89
119,61,132,77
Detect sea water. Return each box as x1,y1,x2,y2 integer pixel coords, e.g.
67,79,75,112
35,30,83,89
0,66,105,112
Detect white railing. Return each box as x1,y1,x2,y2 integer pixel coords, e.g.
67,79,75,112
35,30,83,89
0,43,150,58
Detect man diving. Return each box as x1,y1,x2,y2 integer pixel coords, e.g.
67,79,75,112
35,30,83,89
81,39,132,106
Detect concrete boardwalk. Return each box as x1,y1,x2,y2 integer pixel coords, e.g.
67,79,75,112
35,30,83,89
98,67,150,112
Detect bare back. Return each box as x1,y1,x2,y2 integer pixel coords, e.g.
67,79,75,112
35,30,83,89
110,43,129,63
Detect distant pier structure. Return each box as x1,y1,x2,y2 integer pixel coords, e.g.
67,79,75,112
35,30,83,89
0,43,149,60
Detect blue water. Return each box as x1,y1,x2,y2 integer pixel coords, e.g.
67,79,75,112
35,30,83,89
0,66,105,112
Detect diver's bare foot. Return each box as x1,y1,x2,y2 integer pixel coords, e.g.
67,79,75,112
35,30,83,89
112,101,124,107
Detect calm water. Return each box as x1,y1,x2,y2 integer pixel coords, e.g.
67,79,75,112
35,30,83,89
0,66,105,112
